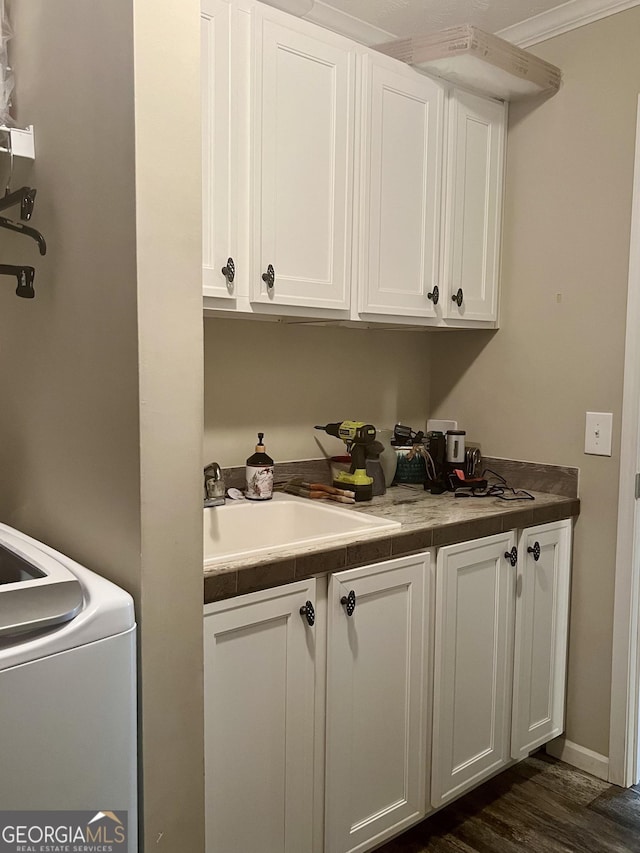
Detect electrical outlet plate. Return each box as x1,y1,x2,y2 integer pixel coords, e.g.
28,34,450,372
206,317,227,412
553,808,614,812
585,412,613,456
427,419,458,434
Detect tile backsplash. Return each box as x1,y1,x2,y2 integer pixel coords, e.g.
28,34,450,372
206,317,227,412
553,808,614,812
222,455,579,498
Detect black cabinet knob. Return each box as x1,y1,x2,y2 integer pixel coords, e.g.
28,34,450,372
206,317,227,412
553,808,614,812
504,547,518,567
527,542,541,562
221,257,235,284
427,285,439,305
299,601,315,626
340,590,356,616
452,288,464,307
262,264,275,290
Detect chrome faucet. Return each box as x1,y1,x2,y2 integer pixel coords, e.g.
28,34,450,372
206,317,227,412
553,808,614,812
204,462,226,507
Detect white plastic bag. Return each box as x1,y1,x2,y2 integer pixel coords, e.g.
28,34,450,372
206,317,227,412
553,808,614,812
0,0,14,127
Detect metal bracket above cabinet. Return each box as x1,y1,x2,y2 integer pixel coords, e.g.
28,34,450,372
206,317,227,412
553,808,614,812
0,127,44,299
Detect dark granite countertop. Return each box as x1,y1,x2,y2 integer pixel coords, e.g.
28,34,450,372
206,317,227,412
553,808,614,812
204,484,579,604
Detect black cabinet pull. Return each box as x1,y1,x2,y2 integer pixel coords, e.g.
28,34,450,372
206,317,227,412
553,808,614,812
527,542,541,562
427,284,439,305
504,547,518,567
221,257,235,284
299,601,315,626
340,590,356,616
262,264,275,290
452,288,464,307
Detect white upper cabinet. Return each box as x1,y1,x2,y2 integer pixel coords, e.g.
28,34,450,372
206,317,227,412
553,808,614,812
511,520,572,760
442,88,506,323
249,6,356,312
201,0,508,327
357,52,444,322
201,0,237,301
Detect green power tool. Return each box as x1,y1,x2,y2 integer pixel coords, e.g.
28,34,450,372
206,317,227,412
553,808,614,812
315,421,376,502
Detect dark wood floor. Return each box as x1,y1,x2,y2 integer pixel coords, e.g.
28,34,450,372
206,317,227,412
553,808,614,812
377,753,640,852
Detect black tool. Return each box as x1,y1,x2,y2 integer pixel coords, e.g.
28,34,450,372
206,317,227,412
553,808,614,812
0,264,36,298
0,216,46,254
315,421,377,501
453,469,535,501
393,423,425,447
447,470,488,491
422,431,447,492
393,423,413,446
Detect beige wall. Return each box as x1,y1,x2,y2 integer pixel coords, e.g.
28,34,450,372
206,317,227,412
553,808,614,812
0,0,141,591
430,8,640,756
133,0,204,849
203,318,432,465
1,2,204,850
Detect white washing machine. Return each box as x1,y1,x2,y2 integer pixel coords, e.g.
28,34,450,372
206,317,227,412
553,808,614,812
0,521,137,848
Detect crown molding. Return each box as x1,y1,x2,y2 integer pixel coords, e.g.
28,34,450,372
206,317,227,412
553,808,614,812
302,0,395,45
497,0,640,47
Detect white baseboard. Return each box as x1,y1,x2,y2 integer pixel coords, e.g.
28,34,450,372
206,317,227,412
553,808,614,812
545,737,610,781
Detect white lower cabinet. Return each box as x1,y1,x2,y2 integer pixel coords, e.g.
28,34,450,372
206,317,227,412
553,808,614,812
431,520,572,808
203,520,572,853
203,554,432,853
431,532,516,807
203,579,317,853
324,554,433,853
512,519,572,759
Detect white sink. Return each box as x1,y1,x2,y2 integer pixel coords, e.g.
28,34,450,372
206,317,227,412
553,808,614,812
203,493,400,567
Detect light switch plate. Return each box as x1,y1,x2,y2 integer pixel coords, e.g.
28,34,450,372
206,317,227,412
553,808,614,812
585,412,613,456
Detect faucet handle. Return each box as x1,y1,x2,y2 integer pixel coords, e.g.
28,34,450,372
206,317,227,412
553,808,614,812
204,461,222,480
204,462,225,505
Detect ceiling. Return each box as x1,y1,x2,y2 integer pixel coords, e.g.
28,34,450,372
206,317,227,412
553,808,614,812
273,0,634,51
310,0,585,39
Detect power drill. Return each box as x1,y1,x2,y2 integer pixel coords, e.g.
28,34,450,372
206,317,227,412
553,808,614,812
315,421,377,502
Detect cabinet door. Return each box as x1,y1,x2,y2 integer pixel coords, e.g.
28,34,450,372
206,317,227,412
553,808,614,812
512,520,572,759
250,9,355,311
201,0,237,300
204,579,316,853
325,553,432,853
442,89,506,322
431,533,515,807
358,53,444,321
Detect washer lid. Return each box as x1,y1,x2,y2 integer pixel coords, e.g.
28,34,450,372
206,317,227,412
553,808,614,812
0,529,83,638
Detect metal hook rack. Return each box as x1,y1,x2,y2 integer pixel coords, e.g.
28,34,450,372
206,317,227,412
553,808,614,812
0,125,44,298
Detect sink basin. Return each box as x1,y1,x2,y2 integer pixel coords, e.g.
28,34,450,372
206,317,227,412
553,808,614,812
203,493,400,567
